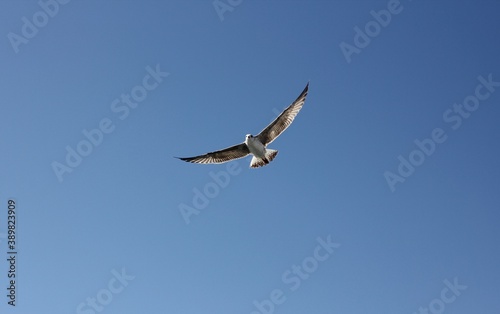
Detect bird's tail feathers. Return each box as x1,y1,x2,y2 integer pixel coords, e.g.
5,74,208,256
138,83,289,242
250,149,278,168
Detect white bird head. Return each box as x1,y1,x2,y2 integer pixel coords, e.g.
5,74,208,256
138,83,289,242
245,134,254,145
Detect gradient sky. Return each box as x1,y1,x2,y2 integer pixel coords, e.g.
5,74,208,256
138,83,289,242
1,1,500,313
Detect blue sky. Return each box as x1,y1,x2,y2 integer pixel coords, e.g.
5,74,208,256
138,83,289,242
1,0,500,313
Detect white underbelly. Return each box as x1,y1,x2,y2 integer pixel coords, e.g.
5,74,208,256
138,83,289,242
247,139,266,158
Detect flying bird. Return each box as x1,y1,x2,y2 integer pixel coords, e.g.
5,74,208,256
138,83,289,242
176,83,309,168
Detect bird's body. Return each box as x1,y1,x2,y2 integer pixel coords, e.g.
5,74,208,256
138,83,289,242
245,135,265,157
176,83,309,168
245,134,278,168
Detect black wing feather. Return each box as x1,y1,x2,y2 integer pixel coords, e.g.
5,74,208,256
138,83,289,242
176,143,250,164
257,83,309,145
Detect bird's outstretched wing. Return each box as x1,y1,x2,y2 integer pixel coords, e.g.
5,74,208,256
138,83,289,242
176,143,250,164
257,83,309,145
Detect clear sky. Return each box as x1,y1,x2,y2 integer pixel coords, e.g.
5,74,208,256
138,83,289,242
1,1,499,313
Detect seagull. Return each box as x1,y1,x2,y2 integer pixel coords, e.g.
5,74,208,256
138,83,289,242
176,83,309,168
